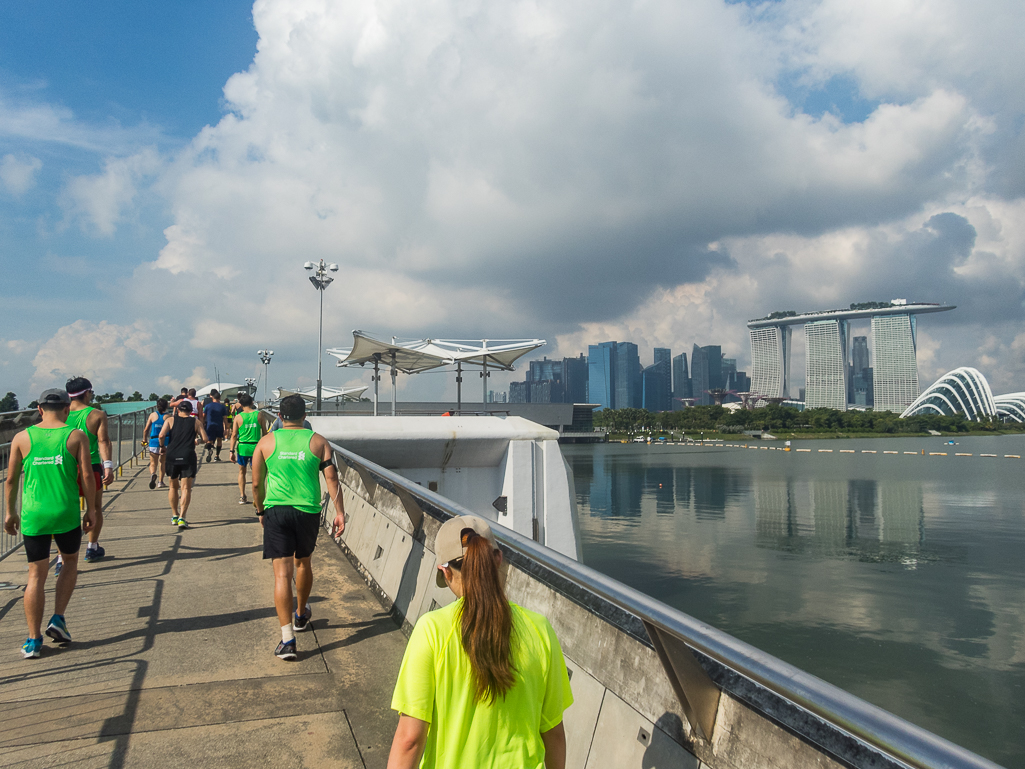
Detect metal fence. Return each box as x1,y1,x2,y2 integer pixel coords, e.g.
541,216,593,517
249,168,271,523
323,439,1001,769
0,407,154,562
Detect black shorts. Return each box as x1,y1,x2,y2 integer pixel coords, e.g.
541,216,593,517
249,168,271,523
205,424,224,440
263,506,320,560
168,454,198,479
24,526,83,563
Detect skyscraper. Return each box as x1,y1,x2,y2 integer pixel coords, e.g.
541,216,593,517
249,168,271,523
805,320,848,409
691,345,723,406
563,354,588,402
615,342,642,409
872,314,919,412
651,347,672,411
749,326,792,400
672,352,690,408
588,342,617,410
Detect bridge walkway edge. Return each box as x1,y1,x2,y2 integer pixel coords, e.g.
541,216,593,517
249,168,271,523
0,459,405,769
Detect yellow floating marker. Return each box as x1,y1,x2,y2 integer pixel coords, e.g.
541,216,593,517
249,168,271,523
840,450,855,453
929,452,947,456
904,451,918,455
797,448,811,452
955,453,972,457
884,451,898,454
818,449,833,453
981,453,997,457
1005,454,1021,459
862,450,877,454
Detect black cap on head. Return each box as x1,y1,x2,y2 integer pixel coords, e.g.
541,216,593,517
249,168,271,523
279,394,306,421
66,377,92,398
177,400,193,414
38,388,71,406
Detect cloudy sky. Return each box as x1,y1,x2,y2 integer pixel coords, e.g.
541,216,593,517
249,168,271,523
2,0,1024,404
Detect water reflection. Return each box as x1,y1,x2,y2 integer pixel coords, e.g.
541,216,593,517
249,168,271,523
564,440,1025,767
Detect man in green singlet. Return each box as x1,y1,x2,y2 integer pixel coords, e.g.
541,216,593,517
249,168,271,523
65,376,113,562
252,394,345,660
4,389,97,658
230,393,270,506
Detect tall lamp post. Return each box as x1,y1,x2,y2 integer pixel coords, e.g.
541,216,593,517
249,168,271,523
257,350,274,406
244,377,257,399
304,259,339,413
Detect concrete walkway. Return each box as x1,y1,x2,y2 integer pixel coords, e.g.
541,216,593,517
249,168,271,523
0,456,407,768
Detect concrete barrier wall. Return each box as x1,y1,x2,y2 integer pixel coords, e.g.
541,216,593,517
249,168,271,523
327,451,867,769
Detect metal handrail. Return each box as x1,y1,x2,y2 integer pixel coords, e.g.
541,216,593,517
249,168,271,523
327,439,1001,769
1,407,154,562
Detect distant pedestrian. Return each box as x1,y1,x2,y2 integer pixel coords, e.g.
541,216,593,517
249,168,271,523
202,389,227,463
64,377,113,563
169,387,188,410
252,395,345,661
184,389,201,420
4,389,97,658
158,400,209,531
387,515,573,769
142,398,169,489
230,394,270,505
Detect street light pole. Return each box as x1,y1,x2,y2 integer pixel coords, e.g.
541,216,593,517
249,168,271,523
304,259,339,414
258,350,274,406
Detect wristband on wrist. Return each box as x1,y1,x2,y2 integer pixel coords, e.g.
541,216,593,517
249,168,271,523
102,460,113,469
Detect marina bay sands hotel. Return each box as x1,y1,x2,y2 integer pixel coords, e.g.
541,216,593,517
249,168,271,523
748,300,955,412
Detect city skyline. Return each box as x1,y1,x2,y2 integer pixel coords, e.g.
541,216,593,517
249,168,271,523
2,1,1024,404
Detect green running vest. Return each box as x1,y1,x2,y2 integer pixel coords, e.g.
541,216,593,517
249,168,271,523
264,429,322,514
65,407,100,464
236,411,262,457
21,425,80,536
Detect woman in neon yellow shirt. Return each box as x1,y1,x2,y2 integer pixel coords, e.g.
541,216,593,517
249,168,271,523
388,515,572,769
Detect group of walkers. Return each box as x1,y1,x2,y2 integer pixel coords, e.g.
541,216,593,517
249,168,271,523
4,382,573,768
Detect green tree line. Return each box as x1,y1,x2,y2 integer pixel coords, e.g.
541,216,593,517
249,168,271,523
592,404,1022,435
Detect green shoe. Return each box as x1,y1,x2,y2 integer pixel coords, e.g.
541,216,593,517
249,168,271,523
171,515,179,526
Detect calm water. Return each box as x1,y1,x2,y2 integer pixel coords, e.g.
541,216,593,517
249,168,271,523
563,437,1025,768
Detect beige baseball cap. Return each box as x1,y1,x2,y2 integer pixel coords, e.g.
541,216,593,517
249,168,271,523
434,515,498,587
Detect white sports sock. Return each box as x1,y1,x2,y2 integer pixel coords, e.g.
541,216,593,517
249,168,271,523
281,624,295,643
87,542,98,551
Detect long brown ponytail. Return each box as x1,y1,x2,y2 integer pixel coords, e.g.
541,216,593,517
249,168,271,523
453,530,515,703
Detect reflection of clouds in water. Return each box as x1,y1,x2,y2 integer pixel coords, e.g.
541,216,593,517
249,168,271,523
567,443,1025,764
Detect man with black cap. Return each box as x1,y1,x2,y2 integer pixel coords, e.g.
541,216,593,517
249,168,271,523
252,394,345,660
157,399,210,531
64,376,113,562
4,389,98,658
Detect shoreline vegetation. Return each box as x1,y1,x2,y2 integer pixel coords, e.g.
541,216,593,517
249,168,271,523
593,404,1025,441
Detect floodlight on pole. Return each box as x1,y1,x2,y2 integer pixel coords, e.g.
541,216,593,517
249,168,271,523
244,377,257,398
305,259,338,413
257,349,274,406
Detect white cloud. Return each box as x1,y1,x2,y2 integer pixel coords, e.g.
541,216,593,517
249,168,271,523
31,320,159,390
61,148,162,236
7,0,1024,400
0,153,42,195
0,90,164,154
156,367,210,392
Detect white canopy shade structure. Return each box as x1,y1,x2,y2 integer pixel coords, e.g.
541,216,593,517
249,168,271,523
327,331,545,415
274,385,368,407
194,383,253,400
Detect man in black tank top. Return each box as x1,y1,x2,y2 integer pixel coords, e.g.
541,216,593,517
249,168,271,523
157,401,209,532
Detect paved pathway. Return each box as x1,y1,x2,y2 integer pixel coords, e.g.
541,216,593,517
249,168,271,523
0,457,406,768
